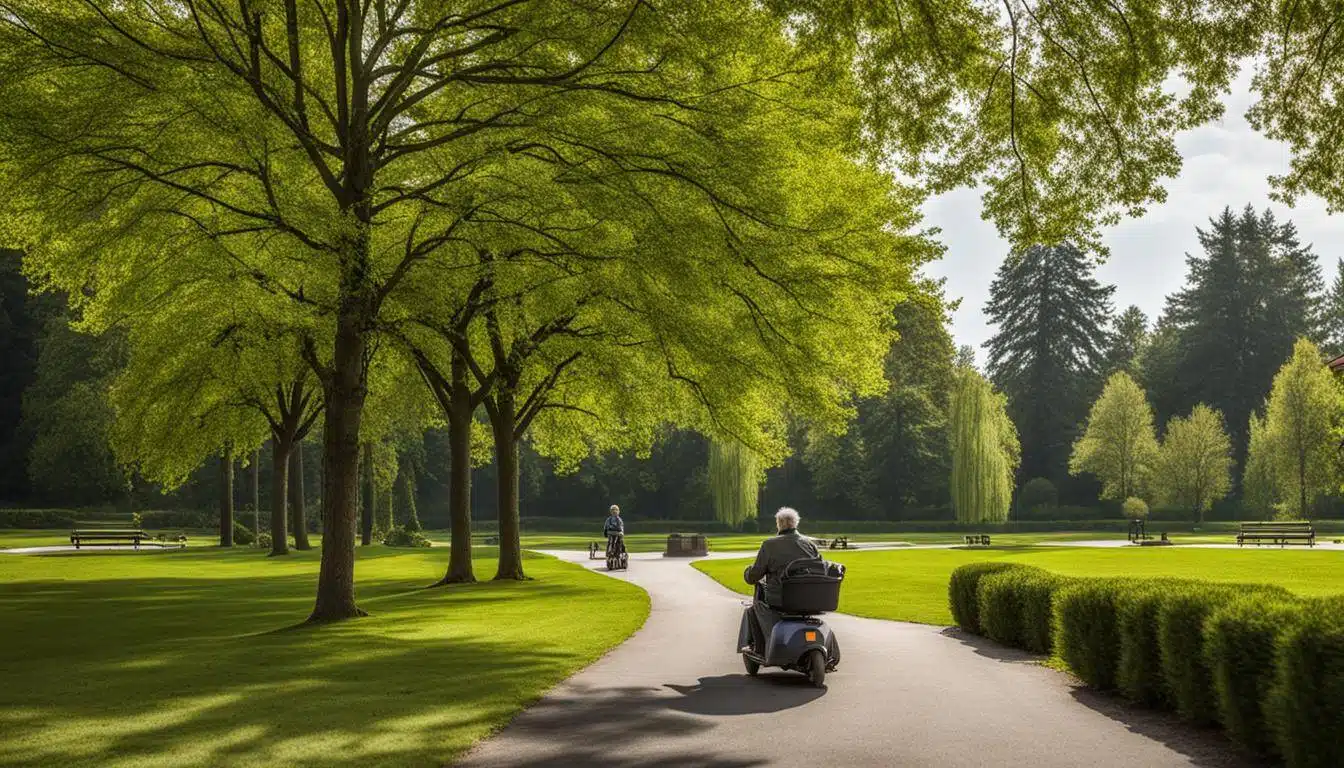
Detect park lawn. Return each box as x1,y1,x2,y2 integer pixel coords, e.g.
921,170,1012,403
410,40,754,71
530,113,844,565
0,546,648,768
693,546,1344,626
0,529,224,550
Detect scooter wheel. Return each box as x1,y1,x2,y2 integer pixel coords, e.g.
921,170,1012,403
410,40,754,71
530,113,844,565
806,648,826,688
743,654,760,676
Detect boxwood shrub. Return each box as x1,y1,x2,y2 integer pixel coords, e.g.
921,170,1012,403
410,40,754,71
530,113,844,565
1054,578,1128,689
1267,602,1344,768
1158,583,1293,725
1116,580,1196,707
0,508,77,529
979,567,1073,654
1204,596,1304,757
949,562,1025,635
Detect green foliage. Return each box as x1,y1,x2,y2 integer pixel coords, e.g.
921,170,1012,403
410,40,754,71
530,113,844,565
1104,306,1151,379
1263,338,1343,520
708,440,761,528
1053,579,1125,690
985,244,1115,487
1156,207,1327,463
1070,373,1159,501
1243,412,1279,520
0,509,76,529
382,525,432,549
978,567,1071,654
1267,605,1344,768
949,367,1018,523
1157,585,1239,725
948,562,1024,635
1205,597,1305,756
254,533,272,551
1122,497,1149,520
1116,583,1186,707
1017,478,1058,515
231,522,255,547
1153,404,1232,521
137,510,212,530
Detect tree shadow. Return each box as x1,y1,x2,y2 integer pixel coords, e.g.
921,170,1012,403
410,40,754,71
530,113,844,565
0,557,644,768
939,627,1043,664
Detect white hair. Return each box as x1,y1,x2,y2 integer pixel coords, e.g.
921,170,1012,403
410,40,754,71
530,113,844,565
609,505,620,514
775,507,800,530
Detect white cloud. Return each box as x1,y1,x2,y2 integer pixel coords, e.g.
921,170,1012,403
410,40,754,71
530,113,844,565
923,70,1344,352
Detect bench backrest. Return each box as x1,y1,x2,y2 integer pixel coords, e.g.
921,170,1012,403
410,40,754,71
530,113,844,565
1240,522,1312,530
72,530,148,537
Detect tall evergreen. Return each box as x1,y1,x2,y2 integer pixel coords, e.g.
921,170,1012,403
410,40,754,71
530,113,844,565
1103,305,1150,377
1322,258,1344,357
1159,206,1326,470
983,243,1115,494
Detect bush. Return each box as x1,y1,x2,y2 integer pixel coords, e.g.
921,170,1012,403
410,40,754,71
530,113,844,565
255,533,273,550
0,508,77,529
978,567,1072,653
1268,604,1344,768
1116,580,1195,707
1122,497,1149,520
1158,583,1292,725
949,562,1025,635
382,525,431,548
1054,578,1126,689
231,522,256,546
137,509,213,529
1017,478,1058,515
1205,597,1304,756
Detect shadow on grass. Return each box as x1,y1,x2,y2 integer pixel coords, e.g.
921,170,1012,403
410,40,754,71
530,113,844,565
0,555,644,768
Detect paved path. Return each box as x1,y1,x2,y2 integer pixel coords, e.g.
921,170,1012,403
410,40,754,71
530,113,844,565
457,551,1259,768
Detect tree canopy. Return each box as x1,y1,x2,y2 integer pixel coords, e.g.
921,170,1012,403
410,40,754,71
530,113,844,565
1069,372,1159,502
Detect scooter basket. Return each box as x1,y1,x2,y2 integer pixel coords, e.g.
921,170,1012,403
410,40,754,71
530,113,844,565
776,558,844,613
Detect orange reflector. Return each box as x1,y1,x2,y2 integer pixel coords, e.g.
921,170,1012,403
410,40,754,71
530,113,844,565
805,631,818,642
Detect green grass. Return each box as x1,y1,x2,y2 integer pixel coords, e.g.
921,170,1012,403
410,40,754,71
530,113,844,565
693,547,1344,626
0,545,648,767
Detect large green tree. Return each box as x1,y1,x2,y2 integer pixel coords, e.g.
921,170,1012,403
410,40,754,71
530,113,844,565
984,243,1114,492
1069,372,1160,501
1262,338,1342,520
949,365,1019,523
1104,306,1151,378
1154,206,1325,469
1152,404,1233,522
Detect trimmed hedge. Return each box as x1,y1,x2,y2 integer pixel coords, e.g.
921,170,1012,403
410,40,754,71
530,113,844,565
1205,597,1304,757
232,522,256,546
978,567,1072,654
1117,581,1193,707
0,509,77,528
383,525,432,548
136,510,213,529
1268,604,1344,768
1054,578,1130,690
949,562,1025,635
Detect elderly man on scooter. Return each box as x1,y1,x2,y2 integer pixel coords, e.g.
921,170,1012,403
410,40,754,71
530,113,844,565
740,507,820,654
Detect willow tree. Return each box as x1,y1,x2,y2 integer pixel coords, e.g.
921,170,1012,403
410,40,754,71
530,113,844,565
709,441,762,528
949,367,1019,523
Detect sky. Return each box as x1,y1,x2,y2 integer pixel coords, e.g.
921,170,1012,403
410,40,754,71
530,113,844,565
922,69,1344,359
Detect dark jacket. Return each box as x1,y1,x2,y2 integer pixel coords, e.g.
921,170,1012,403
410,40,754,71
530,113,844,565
603,514,624,537
743,529,820,606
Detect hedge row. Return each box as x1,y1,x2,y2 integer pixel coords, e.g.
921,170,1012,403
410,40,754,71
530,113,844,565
949,563,1344,767
0,509,77,528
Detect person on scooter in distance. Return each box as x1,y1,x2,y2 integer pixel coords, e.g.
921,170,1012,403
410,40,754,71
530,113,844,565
740,507,819,654
603,504,624,559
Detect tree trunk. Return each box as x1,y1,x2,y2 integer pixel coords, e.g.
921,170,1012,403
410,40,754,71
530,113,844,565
252,448,261,536
309,301,369,622
219,451,234,547
270,439,290,556
361,442,374,546
439,372,476,584
400,461,421,531
290,444,311,550
492,393,525,581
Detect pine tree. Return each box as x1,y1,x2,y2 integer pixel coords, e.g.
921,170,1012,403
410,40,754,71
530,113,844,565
1103,306,1150,377
1158,206,1327,472
984,243,1115,493
1322,258,1344,357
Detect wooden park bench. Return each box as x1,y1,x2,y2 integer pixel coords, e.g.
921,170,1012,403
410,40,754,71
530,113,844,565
70,529,150,550
964,534,991,547
1238,521,1315,548
829,536,850,550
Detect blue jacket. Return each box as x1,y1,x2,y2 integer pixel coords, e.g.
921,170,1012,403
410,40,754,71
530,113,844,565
603,514,624,536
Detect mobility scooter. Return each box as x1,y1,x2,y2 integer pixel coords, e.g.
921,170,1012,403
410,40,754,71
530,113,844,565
605,532,629,571
738,557,844,687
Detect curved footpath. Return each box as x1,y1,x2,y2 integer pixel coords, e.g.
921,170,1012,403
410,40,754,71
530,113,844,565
457,550,1260,768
